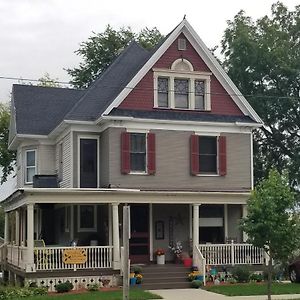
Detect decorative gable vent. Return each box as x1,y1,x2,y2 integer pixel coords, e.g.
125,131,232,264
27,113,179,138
178,38,186,51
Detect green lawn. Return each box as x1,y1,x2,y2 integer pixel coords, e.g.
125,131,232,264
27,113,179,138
205,282,300,296
15,289,161,300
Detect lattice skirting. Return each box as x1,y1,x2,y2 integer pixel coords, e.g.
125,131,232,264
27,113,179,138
25,275,120,292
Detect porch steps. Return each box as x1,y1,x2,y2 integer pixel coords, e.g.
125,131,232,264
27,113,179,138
141,264,191,290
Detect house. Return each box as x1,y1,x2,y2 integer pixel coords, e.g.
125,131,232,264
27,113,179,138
1,19,264,289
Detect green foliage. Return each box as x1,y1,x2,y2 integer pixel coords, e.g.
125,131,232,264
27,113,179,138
37,73,61,88
87,283,99,292
55,281,74,293
221,2,300,189
0,286,47,299
249,273,264,282
132,265,142,274
0,206,5,237
0,103,16,184
67,25,163,88
191,279,203,288
231,265,251,283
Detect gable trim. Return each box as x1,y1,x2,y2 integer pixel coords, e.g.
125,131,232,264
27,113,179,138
99,20,262,124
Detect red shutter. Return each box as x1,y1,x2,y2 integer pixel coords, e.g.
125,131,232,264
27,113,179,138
219,136,227,176
190,135,199,175
121,132,130,174
147,133,156,175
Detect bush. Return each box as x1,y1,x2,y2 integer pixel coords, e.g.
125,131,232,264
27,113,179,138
250,273,264,282
191,279,202,288
55,281,74,293
232,266,250,283
88,283,99,292
0,286,47,299
132,265,142,274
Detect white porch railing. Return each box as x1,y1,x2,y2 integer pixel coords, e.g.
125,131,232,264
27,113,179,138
7,245,28,270
34,246,113,271
194,245,206,286
199,242,265,266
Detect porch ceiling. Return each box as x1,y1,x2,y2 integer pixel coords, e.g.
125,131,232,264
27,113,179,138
3,188,250,212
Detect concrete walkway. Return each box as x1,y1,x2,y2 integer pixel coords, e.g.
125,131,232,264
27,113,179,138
150,289,300,300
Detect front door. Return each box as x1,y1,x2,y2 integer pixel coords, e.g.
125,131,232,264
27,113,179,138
130,204,149,263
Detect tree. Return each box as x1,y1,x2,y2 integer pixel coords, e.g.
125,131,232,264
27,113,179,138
241,169,300,300
37,72,61,87
221,2,300,188
66,25,163,88
0,103,16,184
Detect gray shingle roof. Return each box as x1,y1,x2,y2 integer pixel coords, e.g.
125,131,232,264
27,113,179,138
109,108,256,123
12,85,85,135
65,41,151,121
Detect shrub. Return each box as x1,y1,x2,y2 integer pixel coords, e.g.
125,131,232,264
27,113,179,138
0,286,47,299
55,281,74,293
232,266,250,283
88,283,99,292
191,279,202,288
250,273,263,282
132,265,142,274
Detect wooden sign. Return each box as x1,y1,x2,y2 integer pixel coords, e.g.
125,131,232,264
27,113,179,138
63,249,87,264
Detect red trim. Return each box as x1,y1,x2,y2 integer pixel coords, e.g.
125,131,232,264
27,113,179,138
219,136,227,176
147,133,156,175
121,132,130,174
190,135,199,175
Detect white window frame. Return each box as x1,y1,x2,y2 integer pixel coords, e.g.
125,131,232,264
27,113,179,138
24,149,37,184
153,61,211,111
77,205,97,232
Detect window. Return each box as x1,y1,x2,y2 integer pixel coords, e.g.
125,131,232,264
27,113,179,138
25,149,36,184
174,79,189,109
121,132,156,175
190,135,226,176
77,205,97,232
130,133,146,172
157,77,169,107
154,58,211,111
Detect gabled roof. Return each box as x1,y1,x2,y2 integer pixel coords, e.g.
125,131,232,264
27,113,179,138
65,41,151,121
12,85,85,135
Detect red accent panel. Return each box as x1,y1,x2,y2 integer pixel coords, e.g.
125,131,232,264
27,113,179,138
190,135,199,175
119,33,244,116
147,133,156,175
121,132,130,174
218,136,227,176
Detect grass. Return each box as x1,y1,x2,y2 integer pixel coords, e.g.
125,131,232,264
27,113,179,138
15,289,162,300
205,282,300,296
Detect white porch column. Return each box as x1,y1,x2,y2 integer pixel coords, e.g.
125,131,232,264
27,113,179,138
112,203,120,269
192,204,200,264
26,203,35,272
242,204,248,242
4,212,9,244
15,210,20,246
149,204,153,261
224,204,228,242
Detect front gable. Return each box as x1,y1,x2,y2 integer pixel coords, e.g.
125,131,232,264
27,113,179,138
119,33,243,116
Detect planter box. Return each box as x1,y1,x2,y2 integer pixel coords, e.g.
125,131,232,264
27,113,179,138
157,254,165,265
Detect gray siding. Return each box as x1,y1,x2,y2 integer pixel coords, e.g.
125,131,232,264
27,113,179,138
60,133,72,188
103,128,251,190
38,145,55,175
100,129,110,187
16,148,23,188
227,204,242,243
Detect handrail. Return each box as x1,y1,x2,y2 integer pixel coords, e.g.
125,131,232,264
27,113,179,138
194,245,206,286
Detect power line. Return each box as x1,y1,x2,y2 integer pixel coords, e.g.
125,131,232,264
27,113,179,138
0,75,299,100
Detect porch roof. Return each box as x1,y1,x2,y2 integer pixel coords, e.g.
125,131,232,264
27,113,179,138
2,188,250,212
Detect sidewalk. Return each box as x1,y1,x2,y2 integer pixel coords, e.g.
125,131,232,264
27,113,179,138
150,289,300,300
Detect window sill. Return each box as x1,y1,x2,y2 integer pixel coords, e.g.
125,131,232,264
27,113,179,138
195,174,220,177
153,107,211,112
129,172,149,176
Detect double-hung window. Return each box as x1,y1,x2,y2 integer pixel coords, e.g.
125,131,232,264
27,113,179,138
157,77,169,108
174,79,189,109
25,149,36,184
190,135,226,176
121,132,156,175
77,205,97,232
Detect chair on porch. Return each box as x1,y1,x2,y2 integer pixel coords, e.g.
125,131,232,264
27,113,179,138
34,239,51,270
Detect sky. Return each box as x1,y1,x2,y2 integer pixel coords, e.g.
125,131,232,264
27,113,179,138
0,0,299,198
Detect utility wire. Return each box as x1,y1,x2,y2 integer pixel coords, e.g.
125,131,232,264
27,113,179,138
0,75,299,100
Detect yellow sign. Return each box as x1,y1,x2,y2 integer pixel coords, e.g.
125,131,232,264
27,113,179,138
63,249,87,264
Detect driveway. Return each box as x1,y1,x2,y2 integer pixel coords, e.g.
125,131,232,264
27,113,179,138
150,289,300,300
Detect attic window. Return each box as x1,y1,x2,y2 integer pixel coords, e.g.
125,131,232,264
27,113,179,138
178,38,186,51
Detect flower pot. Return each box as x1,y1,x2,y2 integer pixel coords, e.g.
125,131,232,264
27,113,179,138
183,257,192,268
130,277,137,285
157,254,165,265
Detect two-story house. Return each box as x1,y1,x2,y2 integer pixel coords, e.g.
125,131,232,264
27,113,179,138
1,19,264,289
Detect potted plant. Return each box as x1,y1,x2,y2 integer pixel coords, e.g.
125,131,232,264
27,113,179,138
169,241,183,263
155,248,165,264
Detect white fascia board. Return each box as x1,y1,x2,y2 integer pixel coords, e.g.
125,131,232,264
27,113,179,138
183,21,263,124
100,116,257,134
98,20,187,120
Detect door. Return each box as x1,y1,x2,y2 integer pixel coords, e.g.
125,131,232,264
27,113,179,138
80,138,98,188
130,204,149,263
